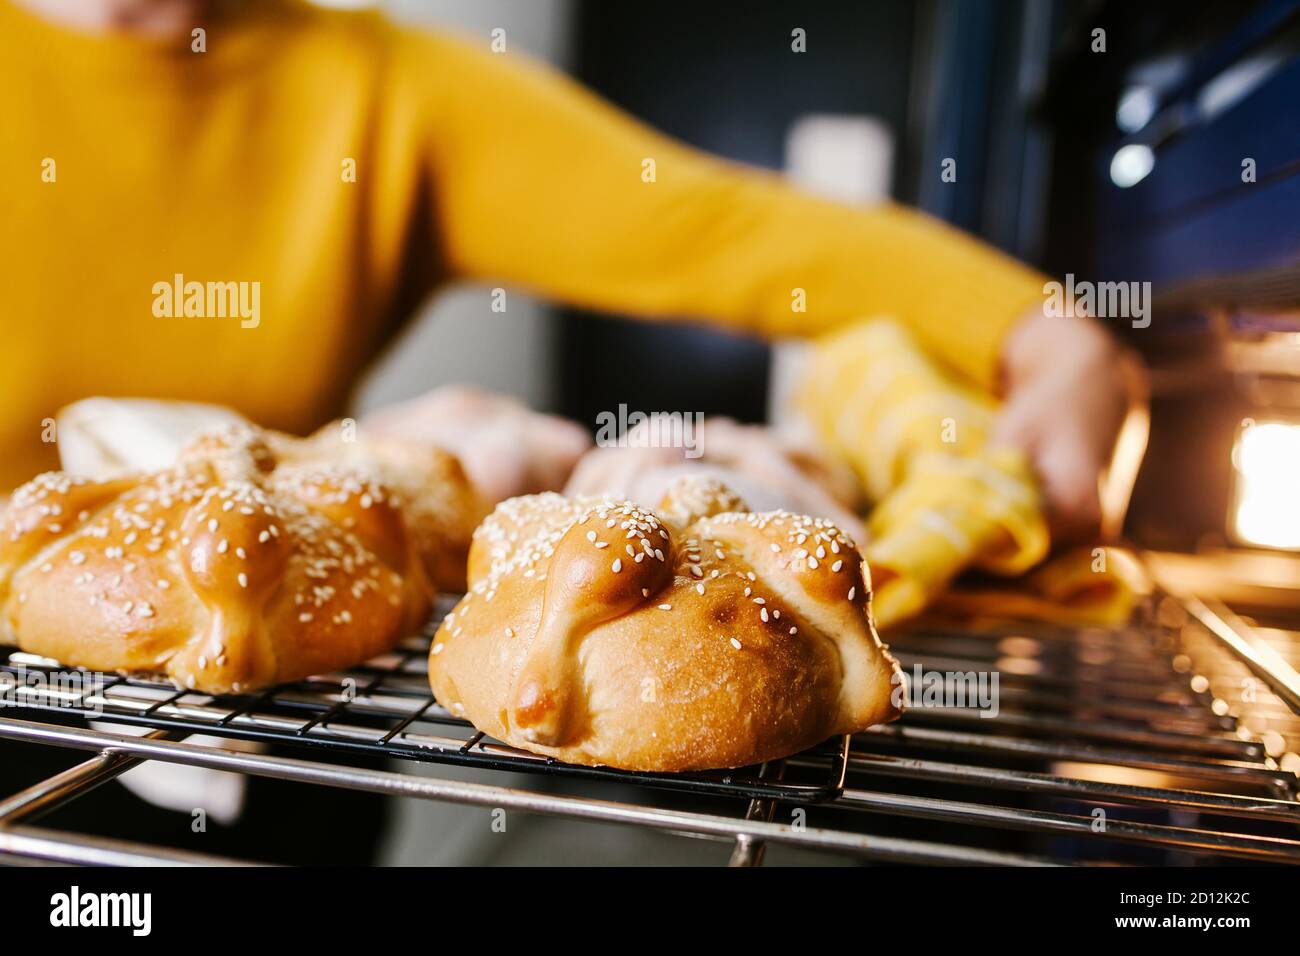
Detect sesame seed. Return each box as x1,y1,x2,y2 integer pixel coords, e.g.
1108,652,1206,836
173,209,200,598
808,557,819,569
432,643,444,655
848,587,856,600
586,531,597,543
760,608,769,622
237,573,249,588
611,558,622,573
207,519,218,533
770,543,780,553
730,637,742,650
789,626,798,635
695,583,705,595
832,560,843,572
658,604,672,611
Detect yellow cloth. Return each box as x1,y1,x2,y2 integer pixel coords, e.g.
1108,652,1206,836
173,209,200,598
798,318,1131,628
0,0,1047,492
933,546,1143,626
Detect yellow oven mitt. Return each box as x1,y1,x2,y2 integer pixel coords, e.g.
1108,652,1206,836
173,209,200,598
796,318,1128,628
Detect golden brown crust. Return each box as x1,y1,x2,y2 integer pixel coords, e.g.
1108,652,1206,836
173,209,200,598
289,425,487,592
0,425,455,693
429,476,902,771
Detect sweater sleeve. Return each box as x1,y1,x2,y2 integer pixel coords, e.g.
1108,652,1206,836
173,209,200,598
411,30,1046,391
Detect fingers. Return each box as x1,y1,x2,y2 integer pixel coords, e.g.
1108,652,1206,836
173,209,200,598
1034,431,1104,542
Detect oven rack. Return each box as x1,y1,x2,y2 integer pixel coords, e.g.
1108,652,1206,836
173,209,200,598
1,591,1298,866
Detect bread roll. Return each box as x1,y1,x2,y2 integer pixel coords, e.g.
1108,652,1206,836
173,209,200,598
289,425,487,592
0,424,468,693
429,476,902,771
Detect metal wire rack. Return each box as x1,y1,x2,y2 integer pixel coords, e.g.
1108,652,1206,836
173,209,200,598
1,588,1298,866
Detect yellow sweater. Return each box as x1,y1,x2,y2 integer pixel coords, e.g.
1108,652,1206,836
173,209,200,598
0,0,1045,492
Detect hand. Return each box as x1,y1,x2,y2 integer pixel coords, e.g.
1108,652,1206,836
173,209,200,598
991,311,1143,543
363,385,591,504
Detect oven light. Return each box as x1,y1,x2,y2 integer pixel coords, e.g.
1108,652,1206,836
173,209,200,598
1109,144,1155,188
1231,420,1300,550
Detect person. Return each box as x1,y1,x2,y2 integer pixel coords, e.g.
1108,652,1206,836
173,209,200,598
1,0,1129,537
0,0,1133,861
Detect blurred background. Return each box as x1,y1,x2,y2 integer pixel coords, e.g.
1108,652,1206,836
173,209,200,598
365,0,1300,564
342,0,1300,862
